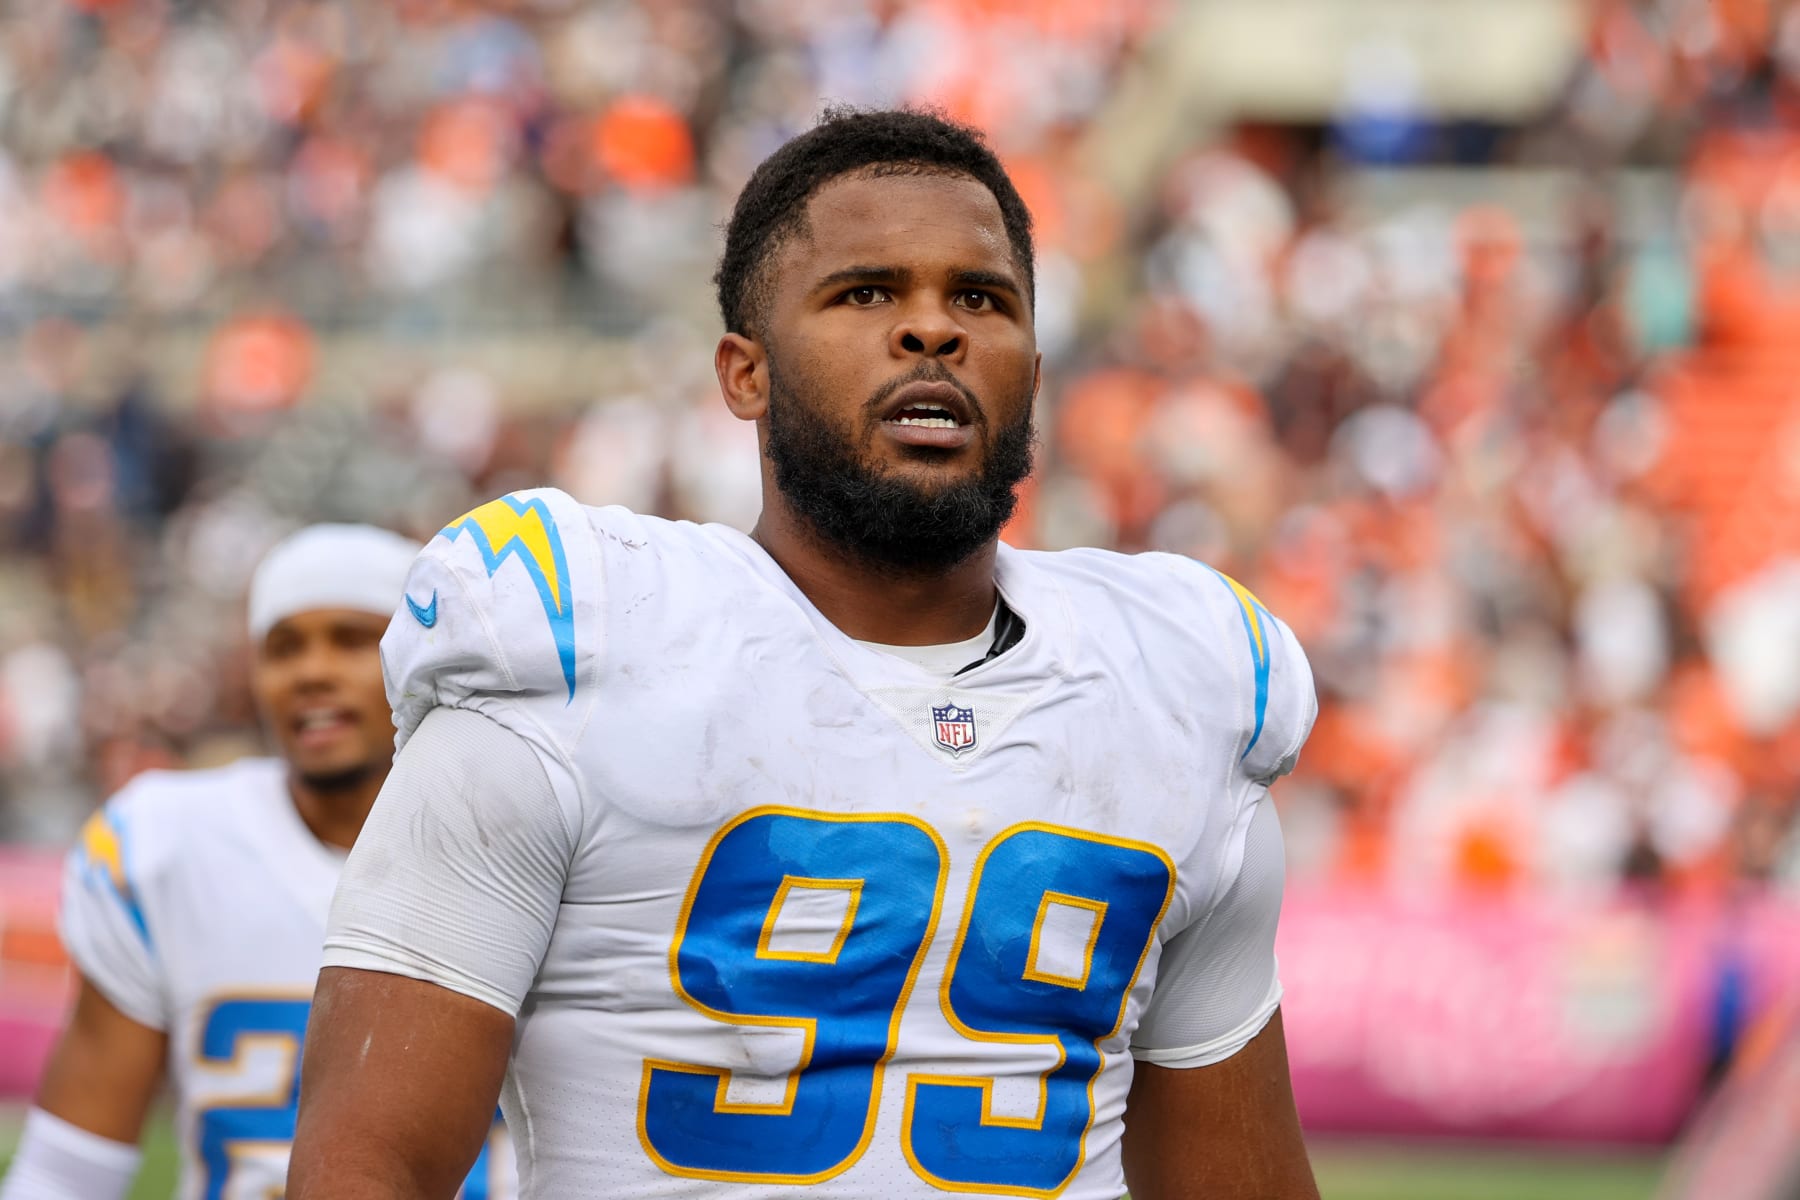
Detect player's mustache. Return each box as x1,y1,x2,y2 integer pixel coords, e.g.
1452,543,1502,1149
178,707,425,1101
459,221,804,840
864,364,984,424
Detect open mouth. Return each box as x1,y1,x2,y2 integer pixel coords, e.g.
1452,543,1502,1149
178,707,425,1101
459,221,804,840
878,380,977,448
889,402,962,429
291,706,356,747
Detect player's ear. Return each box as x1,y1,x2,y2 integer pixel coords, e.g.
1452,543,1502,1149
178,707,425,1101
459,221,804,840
716,333,768,422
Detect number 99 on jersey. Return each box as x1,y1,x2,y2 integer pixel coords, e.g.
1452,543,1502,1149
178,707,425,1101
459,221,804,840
639,807,1175,1196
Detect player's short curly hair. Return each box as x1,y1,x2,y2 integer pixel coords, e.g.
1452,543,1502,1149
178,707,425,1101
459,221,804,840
715,106,1036,337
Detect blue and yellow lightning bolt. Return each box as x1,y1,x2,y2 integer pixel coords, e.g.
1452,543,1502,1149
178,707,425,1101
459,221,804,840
1209,568,1273,760
441,495,578,702
77,808,151,950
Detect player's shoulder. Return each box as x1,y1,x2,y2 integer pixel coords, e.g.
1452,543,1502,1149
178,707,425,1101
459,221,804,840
384,488,589,721
425,486,705,569
102,756,283,830
1015,544,1254,627
421,486,606,605
1020,546,1316,782
74,758,284,891
385,488,734,743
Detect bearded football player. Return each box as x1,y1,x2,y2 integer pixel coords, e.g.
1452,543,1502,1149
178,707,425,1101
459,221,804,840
291,109,1320,1200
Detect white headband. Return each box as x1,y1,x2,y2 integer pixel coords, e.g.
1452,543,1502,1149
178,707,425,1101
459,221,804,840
247,523,423,641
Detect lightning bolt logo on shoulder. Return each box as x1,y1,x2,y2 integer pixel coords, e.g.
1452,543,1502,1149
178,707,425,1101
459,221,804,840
77,809,151,949
440,494,578,701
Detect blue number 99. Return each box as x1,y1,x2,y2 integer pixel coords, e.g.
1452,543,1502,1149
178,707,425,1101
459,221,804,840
640,809,1173,1195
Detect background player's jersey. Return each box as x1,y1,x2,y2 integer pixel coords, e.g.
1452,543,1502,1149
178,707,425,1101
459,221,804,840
59,759,514,1200
346,487,1315,1199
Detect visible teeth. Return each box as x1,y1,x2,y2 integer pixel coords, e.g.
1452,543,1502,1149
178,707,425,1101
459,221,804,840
895,417,957,428
299,712,343,730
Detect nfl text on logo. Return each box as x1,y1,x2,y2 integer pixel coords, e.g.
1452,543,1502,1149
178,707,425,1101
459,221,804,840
931,703,977,756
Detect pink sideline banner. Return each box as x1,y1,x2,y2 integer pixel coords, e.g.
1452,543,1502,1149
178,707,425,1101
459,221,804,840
6,843,1800,1140
0,848,70,1098
1278,887,1800,1143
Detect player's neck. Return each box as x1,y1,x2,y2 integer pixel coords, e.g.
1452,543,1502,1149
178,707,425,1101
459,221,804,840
752,507,999,646
287,769,385,851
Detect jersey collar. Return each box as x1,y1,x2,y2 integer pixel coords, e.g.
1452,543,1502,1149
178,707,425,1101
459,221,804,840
709,531,1070,695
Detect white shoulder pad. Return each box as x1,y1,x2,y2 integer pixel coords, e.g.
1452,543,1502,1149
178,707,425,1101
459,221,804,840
382,487,601,750
1200,567,1318,786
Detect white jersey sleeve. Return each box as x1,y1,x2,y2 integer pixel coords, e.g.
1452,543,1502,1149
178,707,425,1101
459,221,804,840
1125,564,1315,1068
58,788,166,1031
1130,793,1286,1067
330,487,601,1012
322,706,572,1015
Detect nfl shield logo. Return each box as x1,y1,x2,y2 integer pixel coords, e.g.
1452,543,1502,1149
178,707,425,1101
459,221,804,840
932,703,977,756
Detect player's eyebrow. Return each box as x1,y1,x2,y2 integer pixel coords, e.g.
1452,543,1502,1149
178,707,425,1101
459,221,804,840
811,264,1025,300
811,265,910,295
950,268,1023,300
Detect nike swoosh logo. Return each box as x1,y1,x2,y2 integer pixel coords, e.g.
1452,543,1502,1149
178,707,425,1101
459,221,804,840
405,590,438,628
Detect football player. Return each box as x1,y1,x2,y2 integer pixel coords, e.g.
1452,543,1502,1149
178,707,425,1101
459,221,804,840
293,109,1320,1200
0,525,513,1200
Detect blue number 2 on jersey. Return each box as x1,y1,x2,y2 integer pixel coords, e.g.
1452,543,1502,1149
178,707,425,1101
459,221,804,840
196,997,311,1200
639,808,1175,1196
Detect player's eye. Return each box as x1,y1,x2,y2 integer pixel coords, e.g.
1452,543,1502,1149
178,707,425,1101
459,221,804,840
842,286,890,306
954,290,997,312
333,626,382,650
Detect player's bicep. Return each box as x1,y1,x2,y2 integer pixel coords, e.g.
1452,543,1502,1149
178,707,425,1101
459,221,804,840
1122,1010,1319,1200
32,977,167,1144
291,967,511,1200
321,705,574,1015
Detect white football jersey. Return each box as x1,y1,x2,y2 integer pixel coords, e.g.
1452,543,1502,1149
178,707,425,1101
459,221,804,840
58,759,514,1200
330,487,1315,1199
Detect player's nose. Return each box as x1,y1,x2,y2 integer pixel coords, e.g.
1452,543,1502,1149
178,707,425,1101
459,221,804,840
288,640,348,691
890,296,967,363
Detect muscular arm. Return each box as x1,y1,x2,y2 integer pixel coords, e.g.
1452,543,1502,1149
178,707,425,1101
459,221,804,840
1122,1009,1319,1200
289,968,511,1200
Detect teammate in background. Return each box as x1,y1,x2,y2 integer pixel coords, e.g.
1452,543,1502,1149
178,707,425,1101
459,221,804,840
293,108,1320,1200
0,526,513,1200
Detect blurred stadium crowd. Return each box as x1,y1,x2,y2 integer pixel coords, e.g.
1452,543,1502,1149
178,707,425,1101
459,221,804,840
5,0,1800,902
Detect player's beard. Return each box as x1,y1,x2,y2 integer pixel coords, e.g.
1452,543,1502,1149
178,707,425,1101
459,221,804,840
764,358,1035,573
295,762,379,794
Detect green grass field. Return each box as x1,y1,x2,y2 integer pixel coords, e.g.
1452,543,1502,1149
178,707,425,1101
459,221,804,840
0,1106,1668,1199
1305,1139,1665,1200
